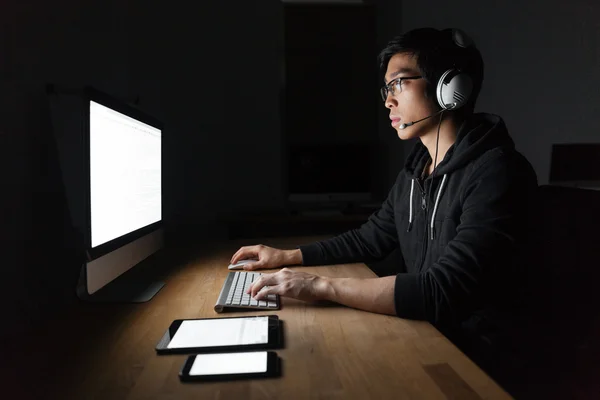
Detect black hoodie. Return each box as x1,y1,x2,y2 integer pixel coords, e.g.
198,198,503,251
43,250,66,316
299,113,538,339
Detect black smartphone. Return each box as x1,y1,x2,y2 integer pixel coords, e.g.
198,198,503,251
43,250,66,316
155,315,281,355
179,351,280,382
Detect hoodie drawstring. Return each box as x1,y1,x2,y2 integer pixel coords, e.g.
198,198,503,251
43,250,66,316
407,174,448,238
430,174,448,240
407,179,415,232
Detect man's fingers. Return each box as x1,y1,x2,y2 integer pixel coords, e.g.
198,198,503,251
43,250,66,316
253,285,278,301
247,274,277,297
231,247,257,264
243,261,264,271
230,248,244,264
231,250,251,265
248,277,267,297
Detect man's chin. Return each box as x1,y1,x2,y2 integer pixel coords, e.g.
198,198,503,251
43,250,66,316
396,127,415,140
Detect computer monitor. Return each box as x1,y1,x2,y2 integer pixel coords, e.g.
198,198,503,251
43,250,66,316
49,86,165,302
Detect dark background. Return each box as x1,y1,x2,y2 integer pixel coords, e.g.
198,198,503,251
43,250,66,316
2,0,599,344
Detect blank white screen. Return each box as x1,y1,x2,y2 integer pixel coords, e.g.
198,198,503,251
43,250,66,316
167,317,269,349
190,352,268,376
90,101,161,248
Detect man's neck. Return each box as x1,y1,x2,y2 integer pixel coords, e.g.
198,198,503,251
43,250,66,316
420,116,459,175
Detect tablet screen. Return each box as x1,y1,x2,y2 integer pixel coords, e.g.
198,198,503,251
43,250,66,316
167,316,269,349
189,352,268,376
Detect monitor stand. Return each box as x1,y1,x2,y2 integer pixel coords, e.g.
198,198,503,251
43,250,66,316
76,229,167,303
77,275,165,303
75,253,166,303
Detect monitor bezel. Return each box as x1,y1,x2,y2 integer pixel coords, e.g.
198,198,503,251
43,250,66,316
83,86,164,261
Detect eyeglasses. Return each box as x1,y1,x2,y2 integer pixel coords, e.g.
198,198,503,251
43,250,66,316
380,76,422,101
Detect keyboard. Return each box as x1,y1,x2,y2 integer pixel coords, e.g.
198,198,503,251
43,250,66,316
214,271,280,313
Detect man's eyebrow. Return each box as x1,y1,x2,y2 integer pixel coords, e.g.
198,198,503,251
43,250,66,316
385,67,419,83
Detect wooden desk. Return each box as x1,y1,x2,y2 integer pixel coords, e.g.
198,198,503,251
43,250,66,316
16,236,511,399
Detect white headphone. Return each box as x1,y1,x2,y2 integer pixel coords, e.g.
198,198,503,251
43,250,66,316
435,29,475,111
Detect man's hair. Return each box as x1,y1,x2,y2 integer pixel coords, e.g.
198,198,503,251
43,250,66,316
378,28,484,117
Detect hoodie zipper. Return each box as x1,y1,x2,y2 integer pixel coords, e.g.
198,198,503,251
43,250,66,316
414,178,430,272
415,179,426,210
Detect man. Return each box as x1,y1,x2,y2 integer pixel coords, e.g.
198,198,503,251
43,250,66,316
231,27,537,372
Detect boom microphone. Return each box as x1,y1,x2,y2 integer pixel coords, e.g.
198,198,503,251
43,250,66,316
398,106,453,130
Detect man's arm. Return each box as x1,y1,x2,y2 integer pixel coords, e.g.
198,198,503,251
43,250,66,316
252,154,537,323
323,276,397,315
249,268,396,315
283,248,303,266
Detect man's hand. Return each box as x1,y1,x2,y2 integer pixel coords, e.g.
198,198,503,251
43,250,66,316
247,268,330,302
230,245,302,271
248,269,397,316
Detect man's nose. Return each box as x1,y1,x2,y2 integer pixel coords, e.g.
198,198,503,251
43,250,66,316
384,93,397,109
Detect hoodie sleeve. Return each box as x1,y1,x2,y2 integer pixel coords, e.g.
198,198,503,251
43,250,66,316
394,152,536,325
299,179,401,266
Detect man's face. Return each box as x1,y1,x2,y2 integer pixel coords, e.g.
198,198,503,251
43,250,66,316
383,53,439,140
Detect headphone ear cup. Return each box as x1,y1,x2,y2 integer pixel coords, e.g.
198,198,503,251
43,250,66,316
436,69,473,110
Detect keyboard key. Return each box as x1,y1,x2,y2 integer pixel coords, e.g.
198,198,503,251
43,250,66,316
218,271,281,311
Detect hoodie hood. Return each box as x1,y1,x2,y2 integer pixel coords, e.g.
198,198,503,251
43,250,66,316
405,113,515,178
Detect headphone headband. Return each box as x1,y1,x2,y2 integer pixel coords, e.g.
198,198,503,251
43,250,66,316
449,28,474,49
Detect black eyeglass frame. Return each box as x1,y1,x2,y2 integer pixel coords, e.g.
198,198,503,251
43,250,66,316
380,76,423,101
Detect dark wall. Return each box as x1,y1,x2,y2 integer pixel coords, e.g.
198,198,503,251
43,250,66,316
281,1,404,202
1,0,284,338
373,0,406,191
283,3,383,202
284,4,377,146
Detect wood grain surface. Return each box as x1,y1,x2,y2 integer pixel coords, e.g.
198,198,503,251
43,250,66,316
15,236,511,399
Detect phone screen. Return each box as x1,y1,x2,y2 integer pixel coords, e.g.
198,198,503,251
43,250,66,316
189,352,268,376
167,317,269,349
